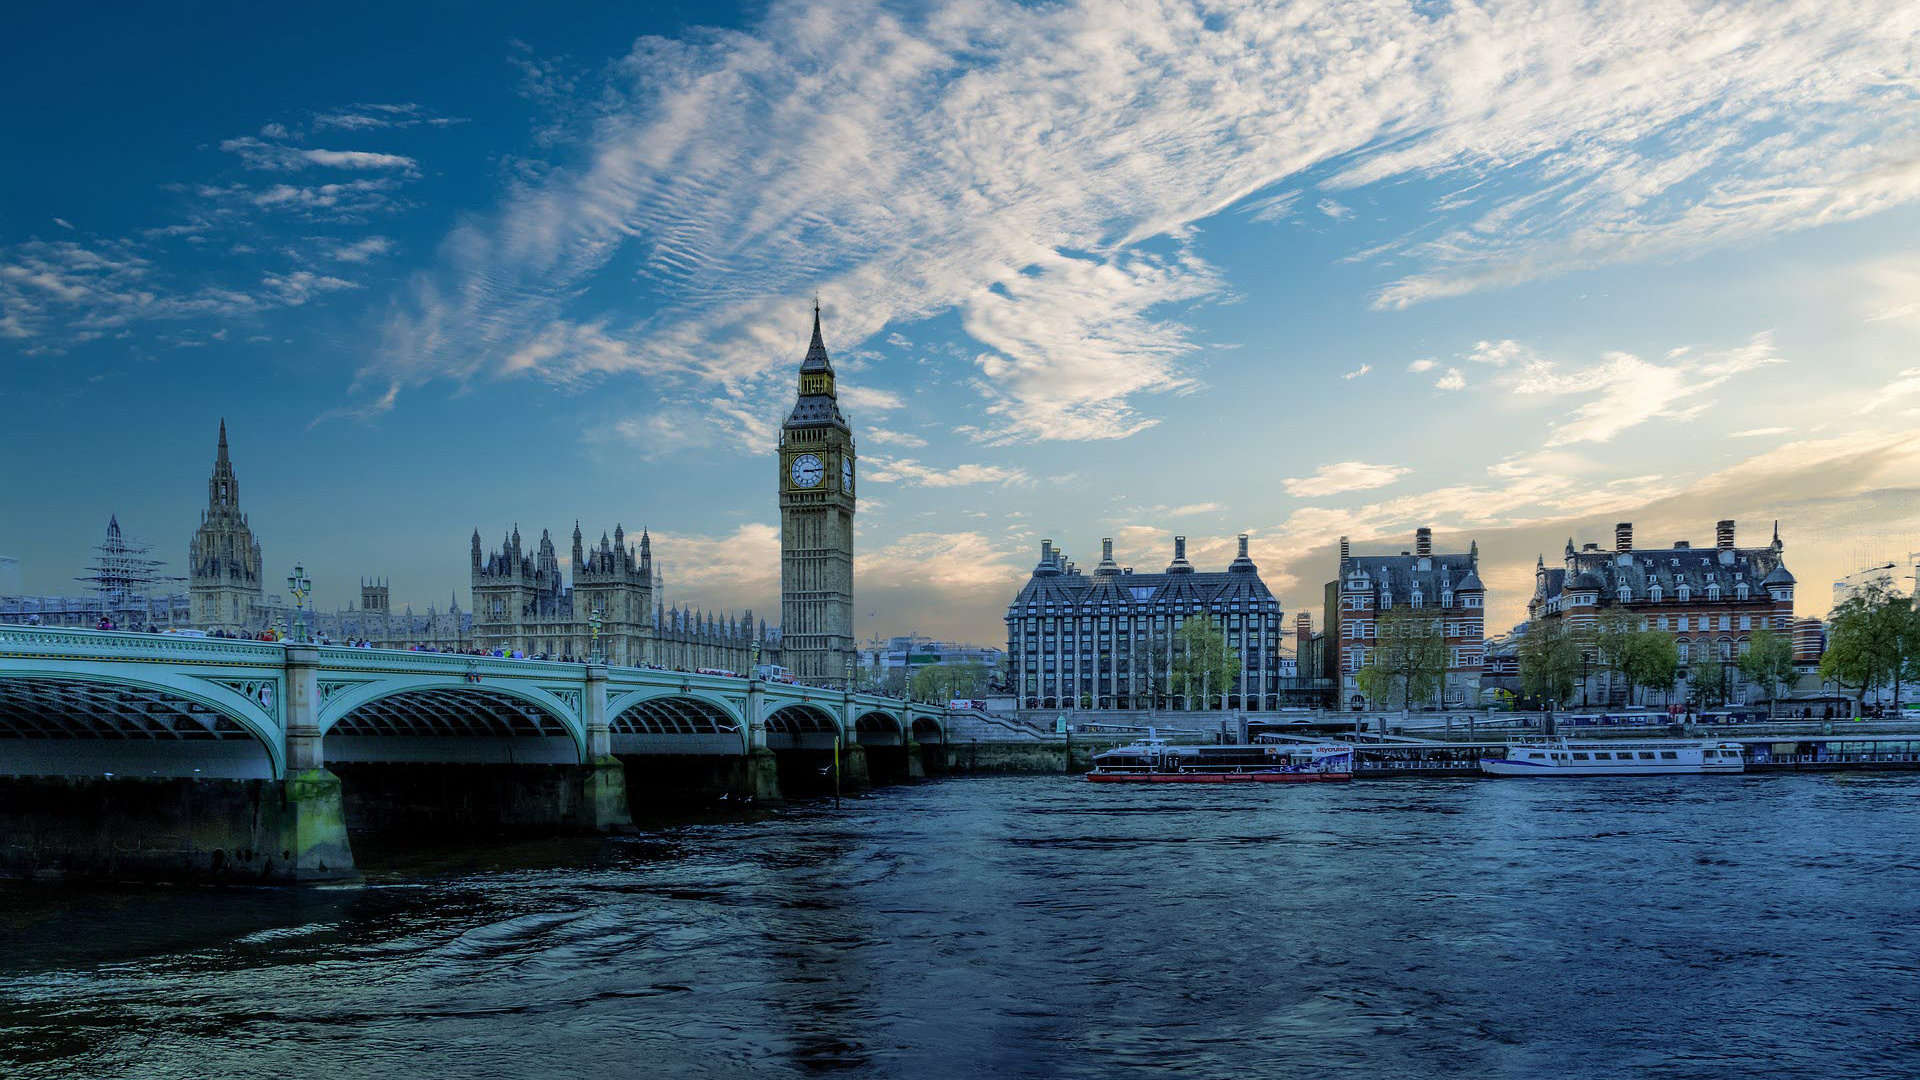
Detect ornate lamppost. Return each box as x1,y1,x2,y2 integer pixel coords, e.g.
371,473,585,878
587,605,604,665
285,564,312,643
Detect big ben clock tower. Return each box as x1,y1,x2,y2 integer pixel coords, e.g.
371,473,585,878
779,301,856,687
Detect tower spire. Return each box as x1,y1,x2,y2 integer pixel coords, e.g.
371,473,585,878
217,418,229,464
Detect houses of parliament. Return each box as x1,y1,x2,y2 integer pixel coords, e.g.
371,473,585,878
3,309,860,685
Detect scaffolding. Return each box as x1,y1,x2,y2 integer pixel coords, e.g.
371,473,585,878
61,515,188,626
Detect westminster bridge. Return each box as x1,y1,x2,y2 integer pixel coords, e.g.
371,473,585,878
0,626,954,882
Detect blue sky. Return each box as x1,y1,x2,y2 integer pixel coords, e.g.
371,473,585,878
5,0,1920,643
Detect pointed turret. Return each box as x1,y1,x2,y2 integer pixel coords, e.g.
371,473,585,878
785,301,848,430
217,418,229,464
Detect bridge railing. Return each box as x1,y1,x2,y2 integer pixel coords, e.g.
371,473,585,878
0,625,285,664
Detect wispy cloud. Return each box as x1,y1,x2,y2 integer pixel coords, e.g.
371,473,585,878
1283,461,1411,498
1500,333,1786,445
311,103,467,131
867,427,929,448
865,456,1032,488
368,0,1918,439
1342,364,1372,380
221,136,418,174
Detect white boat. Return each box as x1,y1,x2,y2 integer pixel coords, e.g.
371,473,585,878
1480,738,1745,777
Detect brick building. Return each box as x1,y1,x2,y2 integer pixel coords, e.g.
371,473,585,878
1526,519,1797,706
1323,527,1486,709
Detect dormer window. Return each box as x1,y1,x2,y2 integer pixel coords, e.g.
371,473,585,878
1619,587,1631,604
1706,584,1720,601
1736,583,1750,600
1677,585,1691,602
1650,585,1664,602
1441,590,1453,606
1411,590,1423,607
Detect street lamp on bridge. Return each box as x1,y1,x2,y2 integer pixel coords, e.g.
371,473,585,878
285,565,312,644
587,605,605,665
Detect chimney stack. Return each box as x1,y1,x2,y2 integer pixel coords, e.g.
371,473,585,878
1174,536,1187,561
1716,520,1736,550
1339,535,1350,562
1041,538,1053,562
1615,522,1633,552
1237,533,1250,558
1102,537,1114,561
1415,527,1433,558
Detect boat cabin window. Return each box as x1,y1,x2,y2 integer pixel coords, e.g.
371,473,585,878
1659,751,1678,760
1592,752,1611,759
1571,753,1590,760
1527,752,1545,759
1638,752,1656,760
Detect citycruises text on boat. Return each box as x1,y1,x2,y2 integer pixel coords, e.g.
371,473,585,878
1479,738,1746,777
1087,739,1354,783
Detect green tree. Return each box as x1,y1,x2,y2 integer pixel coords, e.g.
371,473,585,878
1627,630,1679,705
909,662,990,703
1590,609,1639,705
1170,615,1240,710
1357,606,1449,710
1689,658,1731,709
1819,583,1920,713
1737,626,1799,716
1517,618,1582,710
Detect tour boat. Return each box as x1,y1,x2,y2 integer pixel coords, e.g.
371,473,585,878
1479,738,1745,777
1087,740,1353,783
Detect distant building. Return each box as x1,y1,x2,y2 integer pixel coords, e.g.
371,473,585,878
1005,533,1284,711
469,523,772,669
1324,527,1486,709
188,420,265,632
867,635,1004,690
1526,519,1797,706
1,517,192,629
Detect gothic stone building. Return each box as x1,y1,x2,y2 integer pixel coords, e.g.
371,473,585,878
778,304,857,687
188,420,264,632
1323,527,1486,709
1527,519,1796,706
1006,534,1285,711
469,523,772,670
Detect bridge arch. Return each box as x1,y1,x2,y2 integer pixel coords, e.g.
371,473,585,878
320,681,586,765
608,694,749,756
910,715,948,745
0,672,282,778
763,702,842,751
853,710,904,746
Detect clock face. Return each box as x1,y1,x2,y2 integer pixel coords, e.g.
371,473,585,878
842,457,853,492
790,453,824,488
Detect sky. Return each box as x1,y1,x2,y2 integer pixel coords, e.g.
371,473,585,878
4,0,1920,645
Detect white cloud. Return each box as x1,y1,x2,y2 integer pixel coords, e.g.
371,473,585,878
1436,367,1466,391
1467,340,1533,366
867,427,928,448
1731,426,1792,438
1342,364,1372,380
312,103,467,131
1498,333,1787,445
865,456,1032,488
323,236,394,263
370,0,1919,441
221,136,418,173
1283,461,1411,498
838,384,904,412
1408,358,1436,373
1316,198,1352,220
1858,367,1920,414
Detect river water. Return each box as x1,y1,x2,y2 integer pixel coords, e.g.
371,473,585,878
2,774,1918,1079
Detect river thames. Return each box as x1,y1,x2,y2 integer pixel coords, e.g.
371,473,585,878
3,774,1917,1079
